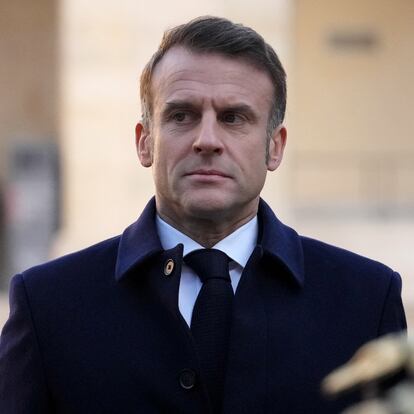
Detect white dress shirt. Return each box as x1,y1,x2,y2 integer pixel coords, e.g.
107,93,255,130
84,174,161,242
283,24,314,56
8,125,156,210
156,215,258,326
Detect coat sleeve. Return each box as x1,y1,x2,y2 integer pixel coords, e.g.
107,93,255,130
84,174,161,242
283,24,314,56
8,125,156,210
377,271,407,337
0,274,52,413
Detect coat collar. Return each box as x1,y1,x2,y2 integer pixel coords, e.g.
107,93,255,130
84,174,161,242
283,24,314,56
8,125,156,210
115,197,305,287
257,199,305,287
115,198,163,281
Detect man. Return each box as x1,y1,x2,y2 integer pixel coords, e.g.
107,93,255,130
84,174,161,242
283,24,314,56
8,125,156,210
0,16,406,413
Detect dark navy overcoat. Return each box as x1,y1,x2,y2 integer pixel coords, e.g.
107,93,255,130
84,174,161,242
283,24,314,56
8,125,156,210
0,198,407,413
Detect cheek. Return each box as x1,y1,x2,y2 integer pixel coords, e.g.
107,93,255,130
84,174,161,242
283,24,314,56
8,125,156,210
244,153,268,184
152,144,184,183
152,137,172,168
238,143,267,170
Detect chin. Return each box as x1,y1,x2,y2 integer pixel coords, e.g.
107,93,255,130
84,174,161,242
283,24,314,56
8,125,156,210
184,196,234,219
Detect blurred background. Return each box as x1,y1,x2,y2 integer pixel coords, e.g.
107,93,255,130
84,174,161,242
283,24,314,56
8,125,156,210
0,0,413,331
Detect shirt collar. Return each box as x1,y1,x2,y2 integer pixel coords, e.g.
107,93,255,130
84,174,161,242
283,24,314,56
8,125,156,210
156,215,258,268
115,197,304,287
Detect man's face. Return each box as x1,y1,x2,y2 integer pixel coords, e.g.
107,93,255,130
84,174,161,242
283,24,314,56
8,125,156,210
136,47,286,225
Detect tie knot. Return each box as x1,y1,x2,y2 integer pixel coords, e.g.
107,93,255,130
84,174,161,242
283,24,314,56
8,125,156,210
184,249,230,283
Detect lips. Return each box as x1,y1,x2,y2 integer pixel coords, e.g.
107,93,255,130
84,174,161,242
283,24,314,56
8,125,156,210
185,169,231,178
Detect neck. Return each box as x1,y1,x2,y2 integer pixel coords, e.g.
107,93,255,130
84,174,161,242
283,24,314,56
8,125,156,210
157,204,258,248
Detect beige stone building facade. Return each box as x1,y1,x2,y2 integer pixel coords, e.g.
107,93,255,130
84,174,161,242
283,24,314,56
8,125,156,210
1,0,413,329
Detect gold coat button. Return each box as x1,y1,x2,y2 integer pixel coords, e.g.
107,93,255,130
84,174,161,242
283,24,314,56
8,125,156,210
164,259,175,276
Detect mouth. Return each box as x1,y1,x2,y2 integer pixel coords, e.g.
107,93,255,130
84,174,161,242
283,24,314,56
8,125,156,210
185,169,231,178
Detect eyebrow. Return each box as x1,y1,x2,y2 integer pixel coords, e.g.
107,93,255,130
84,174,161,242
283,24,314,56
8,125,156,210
222,104,258,121
163,100,259,121
164,100,199,111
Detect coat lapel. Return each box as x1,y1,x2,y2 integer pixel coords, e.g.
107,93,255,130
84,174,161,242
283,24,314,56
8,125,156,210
223,245,268,413
114,197,307,414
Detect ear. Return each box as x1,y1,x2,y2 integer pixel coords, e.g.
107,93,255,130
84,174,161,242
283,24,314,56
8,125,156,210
135,122,153,167
267,125,287,171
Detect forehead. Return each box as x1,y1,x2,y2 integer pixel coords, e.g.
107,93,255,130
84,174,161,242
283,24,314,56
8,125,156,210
151,46,274,110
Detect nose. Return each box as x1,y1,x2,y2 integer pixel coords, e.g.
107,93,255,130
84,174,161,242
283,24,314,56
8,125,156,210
192,114,224,155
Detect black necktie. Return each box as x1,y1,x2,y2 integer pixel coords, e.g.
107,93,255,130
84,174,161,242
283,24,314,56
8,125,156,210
185,249,234,413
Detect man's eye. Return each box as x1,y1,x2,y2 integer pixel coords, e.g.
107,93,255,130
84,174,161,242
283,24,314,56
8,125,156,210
222,112,243,124
172,112,187,122
167,110,199,125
